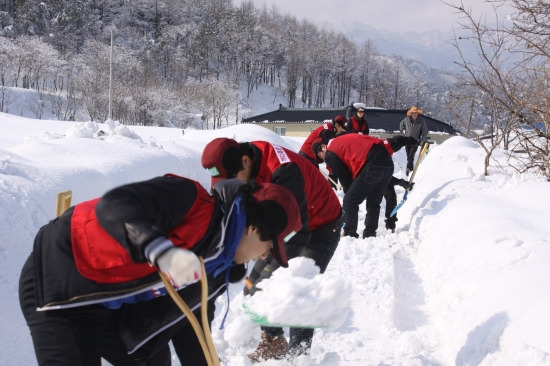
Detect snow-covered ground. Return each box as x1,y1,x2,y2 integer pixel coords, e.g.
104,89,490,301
1,112,550,365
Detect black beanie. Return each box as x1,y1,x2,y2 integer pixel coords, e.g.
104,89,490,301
311,137,324,156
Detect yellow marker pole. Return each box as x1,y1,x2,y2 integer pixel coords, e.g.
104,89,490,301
55,190,72,217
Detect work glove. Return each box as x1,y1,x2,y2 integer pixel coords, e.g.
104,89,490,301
157,247,202,288
398,179,415,191
243,277,260,296
145,238,202,288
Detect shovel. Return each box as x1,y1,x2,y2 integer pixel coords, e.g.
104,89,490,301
242,303,328,329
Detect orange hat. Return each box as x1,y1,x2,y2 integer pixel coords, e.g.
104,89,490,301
406,107,423,116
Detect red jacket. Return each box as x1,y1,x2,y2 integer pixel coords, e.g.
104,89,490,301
250,141,342,231
35,176,227,310
31,175,245,353
299,123,336,163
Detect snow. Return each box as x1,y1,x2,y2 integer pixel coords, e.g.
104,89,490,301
244,257,352,330
1,111,550,366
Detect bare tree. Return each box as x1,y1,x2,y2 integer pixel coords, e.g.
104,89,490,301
183,77,238,129
26,91,45,119
0,37,16,86
0,86,14,112
445,0,550,179
355,40,378,106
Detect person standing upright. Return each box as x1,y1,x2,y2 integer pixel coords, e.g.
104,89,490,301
399,106,428,176
346,106,369,135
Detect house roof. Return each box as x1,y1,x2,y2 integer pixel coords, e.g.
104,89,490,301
242,105,459,134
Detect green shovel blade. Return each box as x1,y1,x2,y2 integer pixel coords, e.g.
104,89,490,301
242,303,327,329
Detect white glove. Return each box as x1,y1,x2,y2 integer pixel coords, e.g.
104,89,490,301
157,247,202,288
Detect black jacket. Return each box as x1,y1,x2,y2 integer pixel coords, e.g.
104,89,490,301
30,175,246,353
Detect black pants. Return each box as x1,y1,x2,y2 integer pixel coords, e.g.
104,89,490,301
246,215,343,349
119,296,217,366
343,165,394,237
20,253,218,366
405,144,419,171
19,255,171,366
383,176,399,229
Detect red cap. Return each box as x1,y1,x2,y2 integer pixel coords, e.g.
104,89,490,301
333,114,348,127
252,183,301,267
201,138,242,186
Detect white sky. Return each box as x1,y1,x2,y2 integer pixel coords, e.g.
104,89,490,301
240,0,512,33
2,84,550,365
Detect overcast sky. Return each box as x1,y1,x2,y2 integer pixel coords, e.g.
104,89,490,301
239,0,512,33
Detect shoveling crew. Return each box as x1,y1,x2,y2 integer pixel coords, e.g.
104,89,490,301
298,115,348,188
312,134,417,238
19,175,300,365
202,137,343,362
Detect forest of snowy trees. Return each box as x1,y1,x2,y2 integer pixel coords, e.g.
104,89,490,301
0,0,549,178
0,0,456,128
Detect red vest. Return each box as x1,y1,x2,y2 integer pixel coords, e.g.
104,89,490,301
300,123,335,161
252,141,341,230
350,116,368,133
327,134,393,178
70,180,215,283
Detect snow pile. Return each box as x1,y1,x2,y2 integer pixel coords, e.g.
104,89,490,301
65,120,142,140
243,257,352,330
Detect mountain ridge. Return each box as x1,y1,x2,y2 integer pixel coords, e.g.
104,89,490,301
339,21,475,72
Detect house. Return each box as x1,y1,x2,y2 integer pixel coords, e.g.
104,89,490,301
241,104,459,144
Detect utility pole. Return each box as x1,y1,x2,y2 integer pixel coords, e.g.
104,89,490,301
108,30,113,120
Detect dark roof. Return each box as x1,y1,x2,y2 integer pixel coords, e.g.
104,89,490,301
242,105,458,134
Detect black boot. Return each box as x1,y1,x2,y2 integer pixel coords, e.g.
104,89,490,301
287,339,312,358
342,230,359,238
362,229,376,238
385,218,397,233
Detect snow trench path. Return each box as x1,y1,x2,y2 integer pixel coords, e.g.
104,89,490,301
209,200,445,366
309,212,440,366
